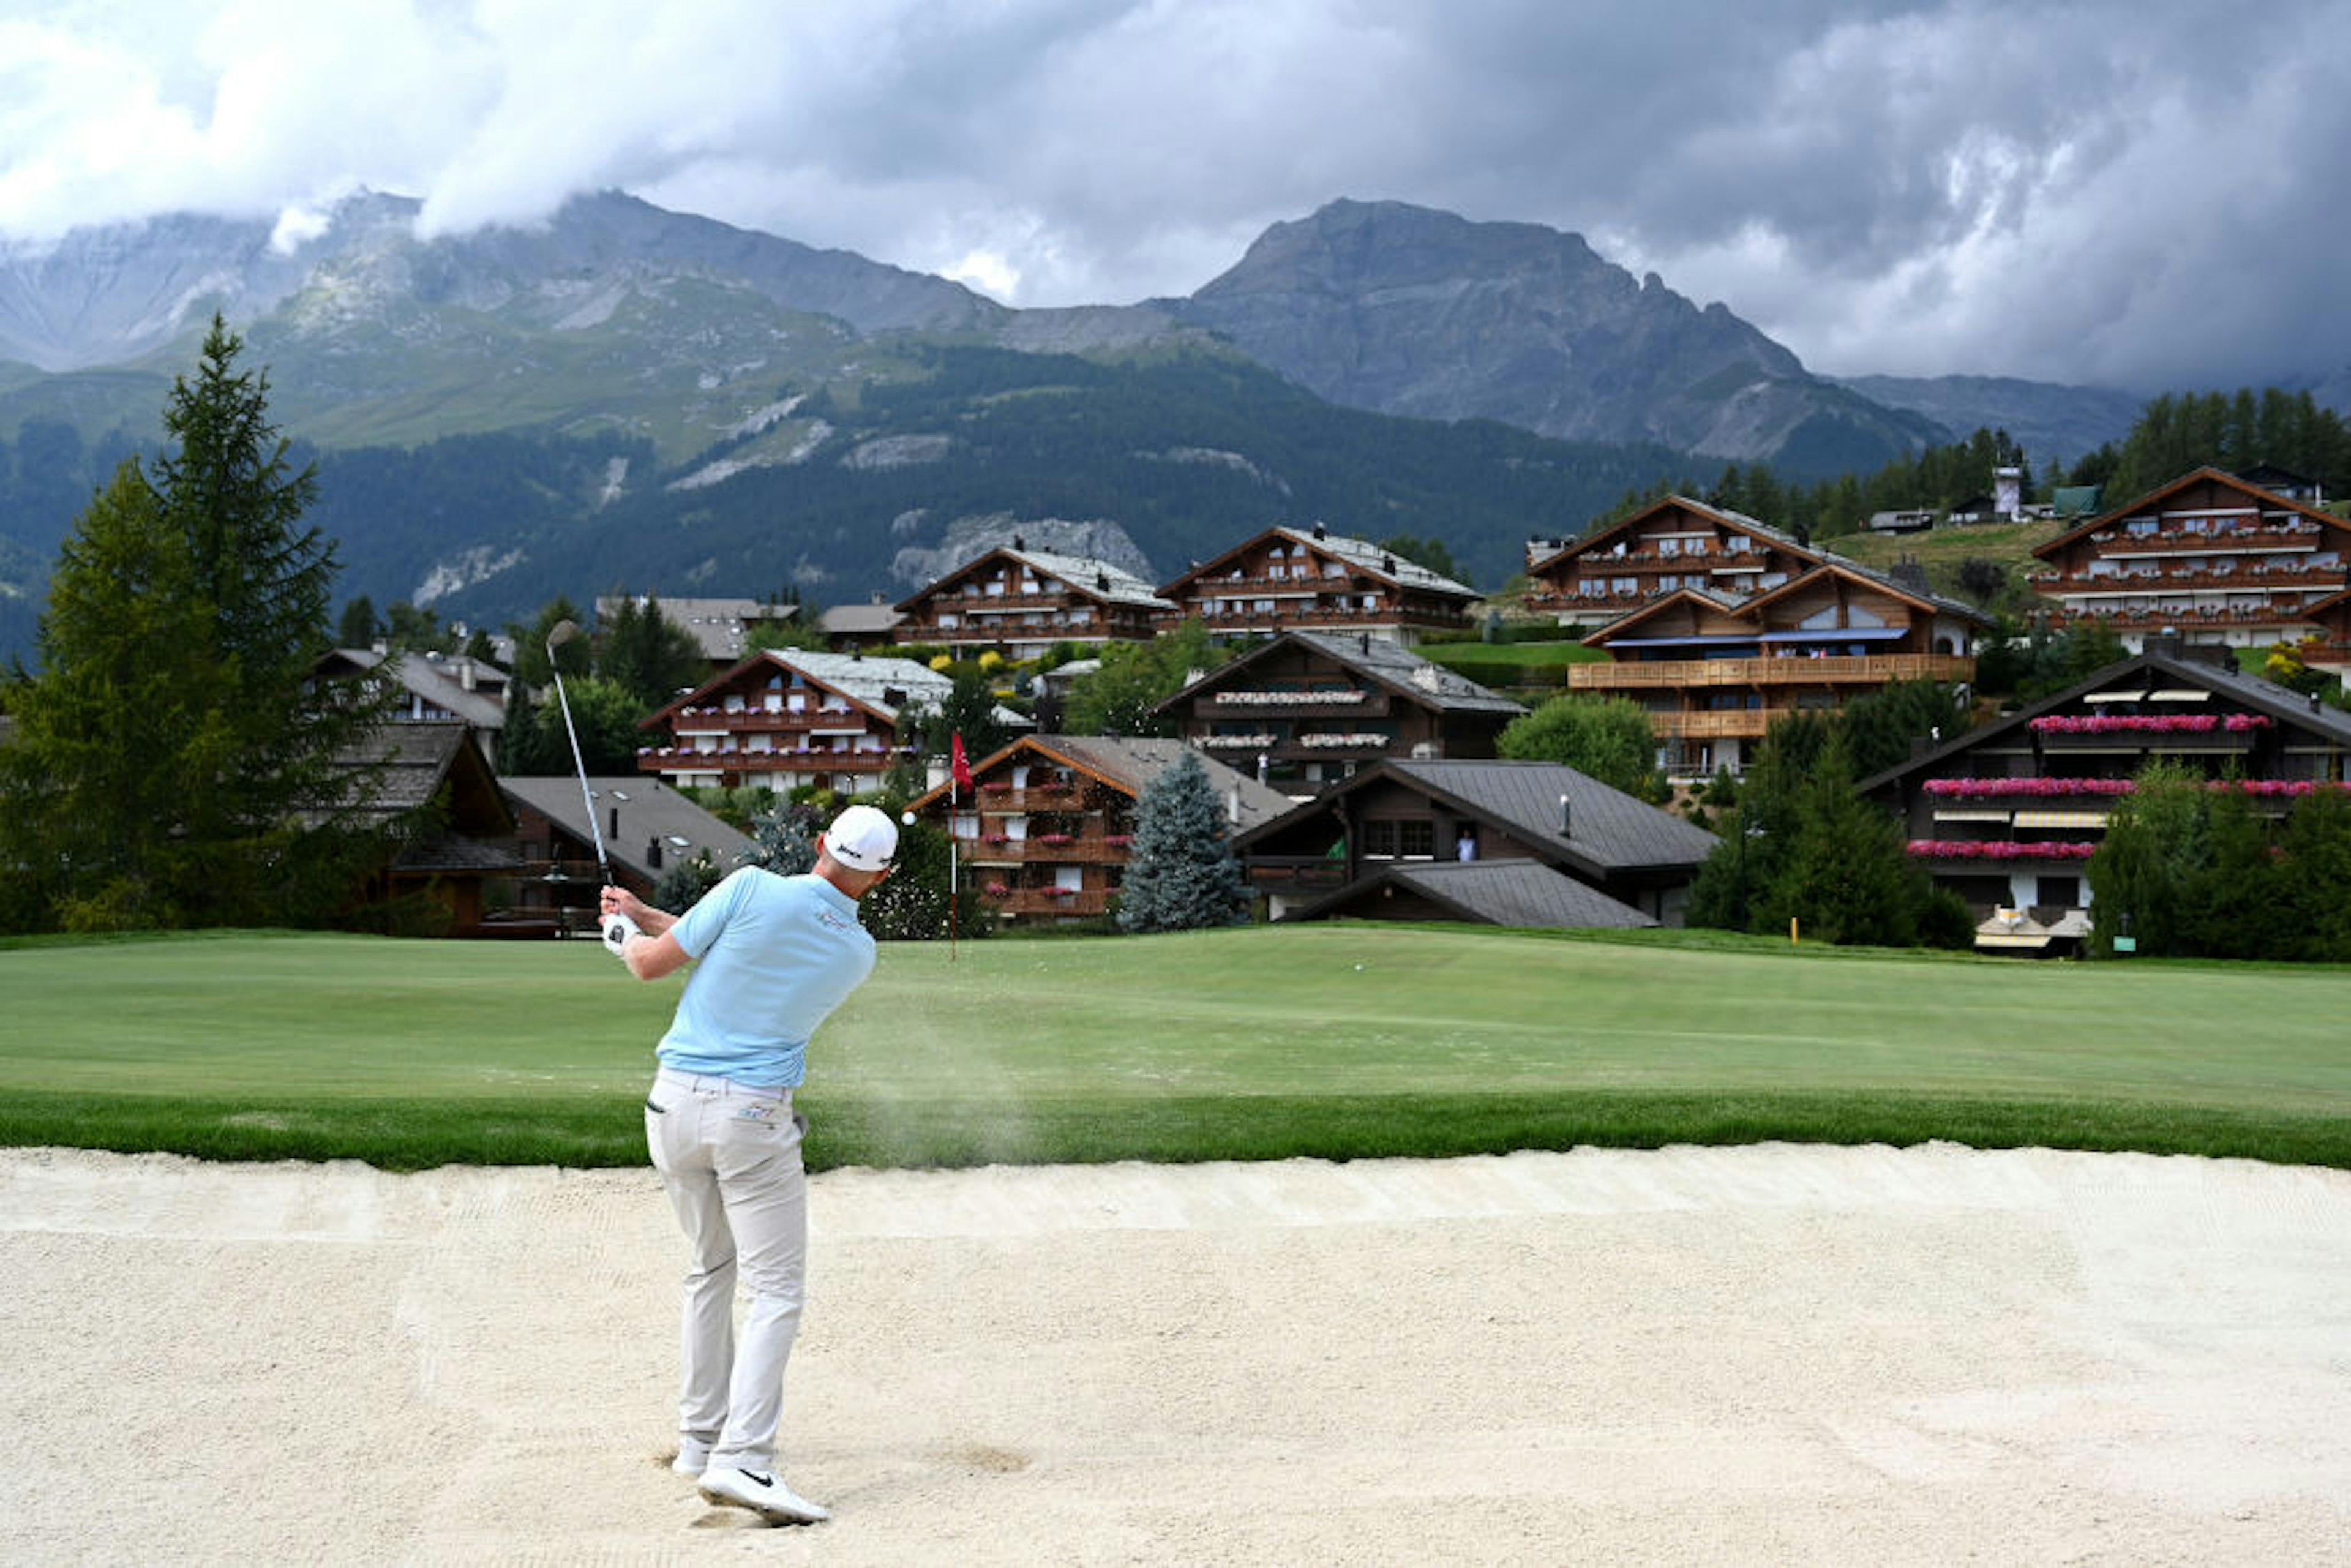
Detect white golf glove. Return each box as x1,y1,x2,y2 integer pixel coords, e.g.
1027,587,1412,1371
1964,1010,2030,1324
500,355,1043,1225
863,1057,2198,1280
601,910,642,958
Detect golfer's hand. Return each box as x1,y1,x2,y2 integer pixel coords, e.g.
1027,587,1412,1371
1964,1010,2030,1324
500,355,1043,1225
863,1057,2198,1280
599,885,648,921
600,910,642,958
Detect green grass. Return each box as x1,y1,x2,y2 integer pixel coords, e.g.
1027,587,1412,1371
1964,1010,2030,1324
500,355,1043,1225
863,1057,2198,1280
4,926,2347,1171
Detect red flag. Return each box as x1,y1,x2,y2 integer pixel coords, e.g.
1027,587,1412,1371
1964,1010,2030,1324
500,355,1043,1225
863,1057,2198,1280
950,732,974,791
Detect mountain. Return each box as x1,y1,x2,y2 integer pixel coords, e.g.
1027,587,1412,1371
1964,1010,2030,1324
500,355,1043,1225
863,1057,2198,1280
1829,373,2145,468
0,190,2172,664
1157,199,1947,476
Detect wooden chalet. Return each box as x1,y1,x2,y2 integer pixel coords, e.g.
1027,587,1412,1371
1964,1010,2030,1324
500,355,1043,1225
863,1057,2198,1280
1152,629,1524,795
893,543,1172,658
1232,758,1720,928
906,736,1292,926
1522,495,1821,623
333,721,523,937
1157,523,1479,644
1858,637,2351,955
316,647,509,743
2027,467,2351,652
1567,561,1984,780
497,776,753,936
637,648,954,792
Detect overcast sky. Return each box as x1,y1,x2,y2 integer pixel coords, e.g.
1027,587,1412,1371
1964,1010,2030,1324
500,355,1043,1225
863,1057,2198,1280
3,0,2345,394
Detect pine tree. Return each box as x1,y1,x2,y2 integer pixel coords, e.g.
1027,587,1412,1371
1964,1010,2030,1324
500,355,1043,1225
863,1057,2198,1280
1116,749,1249,932
0,318,385,931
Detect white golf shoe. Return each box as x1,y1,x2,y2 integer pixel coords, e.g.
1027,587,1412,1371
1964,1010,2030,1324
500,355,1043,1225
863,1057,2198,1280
697,1466,830,1524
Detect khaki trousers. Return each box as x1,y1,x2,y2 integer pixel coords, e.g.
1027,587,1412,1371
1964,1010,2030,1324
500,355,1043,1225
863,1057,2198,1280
644,1065,809,1474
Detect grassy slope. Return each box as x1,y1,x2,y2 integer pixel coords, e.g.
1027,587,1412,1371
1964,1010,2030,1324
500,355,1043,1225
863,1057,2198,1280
3,926,2345,1170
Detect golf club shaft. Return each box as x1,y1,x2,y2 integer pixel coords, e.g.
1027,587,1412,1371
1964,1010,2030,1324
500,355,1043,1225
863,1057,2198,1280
545,626,612,883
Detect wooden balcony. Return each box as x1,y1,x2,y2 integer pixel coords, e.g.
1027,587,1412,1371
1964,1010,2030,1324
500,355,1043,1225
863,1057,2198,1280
1570,653,1973,691
956,838,1132,866
1181,601,1472,632
988,887,1112,917
2080,521,2325,557
638,746,904,777
1650,709,1788,740
1203,689,1390,718
664,707,860,733
969,786,1098,812
2030,563,2338,597
1242,857,1351,893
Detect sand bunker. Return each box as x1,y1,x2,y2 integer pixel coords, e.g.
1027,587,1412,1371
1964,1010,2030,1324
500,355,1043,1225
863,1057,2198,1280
4,1142,2348,1564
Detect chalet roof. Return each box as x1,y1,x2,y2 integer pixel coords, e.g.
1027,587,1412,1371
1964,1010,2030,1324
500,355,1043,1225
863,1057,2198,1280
1238,757,1718,879
819,597,907,639
1152,629,1525,717
326,647,508,732
2033,466,2350,560
500,775,754,882
1289,860,1660,929
325,722,516,843
1165,523,1479,600
654,648,955,728
1856,648,2351,798
1745,556,1989,626
896,546,1173,613
1387,759,1720,874
1531,494,1813,575
910,735,1295,830
1579,585,1750,645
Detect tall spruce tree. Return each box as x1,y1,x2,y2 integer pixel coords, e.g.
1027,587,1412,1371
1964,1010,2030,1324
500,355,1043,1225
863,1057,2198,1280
0,317,383,931
1116,748,1249,932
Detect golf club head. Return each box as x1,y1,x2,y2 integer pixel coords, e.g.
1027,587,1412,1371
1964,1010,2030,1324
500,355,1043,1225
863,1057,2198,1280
546,618,582,656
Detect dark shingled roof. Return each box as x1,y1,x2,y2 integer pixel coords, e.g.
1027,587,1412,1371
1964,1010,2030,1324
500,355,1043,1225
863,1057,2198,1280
1294,860,1660,929
1383,759,1720,876
500,775,754,882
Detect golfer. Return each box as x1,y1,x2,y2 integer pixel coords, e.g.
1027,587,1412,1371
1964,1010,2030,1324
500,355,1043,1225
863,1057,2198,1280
598,803,898,1526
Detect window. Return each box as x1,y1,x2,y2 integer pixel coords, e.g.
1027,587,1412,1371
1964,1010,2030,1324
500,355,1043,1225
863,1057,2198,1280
1362,820,1398,857
1398,820,1435,858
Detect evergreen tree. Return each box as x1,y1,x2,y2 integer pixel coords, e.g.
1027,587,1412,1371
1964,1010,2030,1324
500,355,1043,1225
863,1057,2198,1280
1116,749,1249,932
602,593,708,710
337,595,380,648
0,321,385,932
741,798,827,876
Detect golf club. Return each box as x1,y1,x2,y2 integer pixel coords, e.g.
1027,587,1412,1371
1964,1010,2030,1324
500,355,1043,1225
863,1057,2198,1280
544,618,612,887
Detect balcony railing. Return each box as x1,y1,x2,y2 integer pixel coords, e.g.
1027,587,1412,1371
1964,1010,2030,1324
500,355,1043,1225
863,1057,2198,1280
2029,563,2338,596
1182,601,1472,630
957,838,1132,865
1570,654,1974,690
1242,857,1350,893
970,785,1094,811
639,745,905,775
987,887,1112,917
2080,520,2325,555
662,707,859,733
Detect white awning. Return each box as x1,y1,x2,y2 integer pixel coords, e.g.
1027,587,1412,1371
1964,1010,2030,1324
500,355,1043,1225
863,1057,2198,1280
1933,809,2012,823
2012,810,2110,828
2145,689,2211,702
2083,690,2145,703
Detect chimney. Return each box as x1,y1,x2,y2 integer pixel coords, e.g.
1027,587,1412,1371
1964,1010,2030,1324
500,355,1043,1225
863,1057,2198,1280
1313,522,1327,541
1012,532,1026,551
647,838,663,870
1558,793,1573,838
2145,626,2183,661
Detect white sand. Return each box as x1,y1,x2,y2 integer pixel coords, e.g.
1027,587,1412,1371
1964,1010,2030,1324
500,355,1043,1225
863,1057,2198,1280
4,1142,2348,1566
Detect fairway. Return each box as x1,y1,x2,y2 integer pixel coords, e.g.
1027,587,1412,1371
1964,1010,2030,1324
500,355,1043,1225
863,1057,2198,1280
4,926,2348,1169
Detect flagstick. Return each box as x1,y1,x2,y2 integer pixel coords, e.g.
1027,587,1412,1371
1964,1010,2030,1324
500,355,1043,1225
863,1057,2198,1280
948,770,959,961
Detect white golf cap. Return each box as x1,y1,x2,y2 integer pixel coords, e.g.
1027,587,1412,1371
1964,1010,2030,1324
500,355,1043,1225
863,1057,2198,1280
823,803,899,872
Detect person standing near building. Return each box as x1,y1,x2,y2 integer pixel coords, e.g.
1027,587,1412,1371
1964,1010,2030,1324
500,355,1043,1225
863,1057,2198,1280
598,803,898,1525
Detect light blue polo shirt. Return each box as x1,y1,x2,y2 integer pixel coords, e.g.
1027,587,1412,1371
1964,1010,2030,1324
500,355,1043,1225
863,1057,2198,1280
655,866,877,1089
